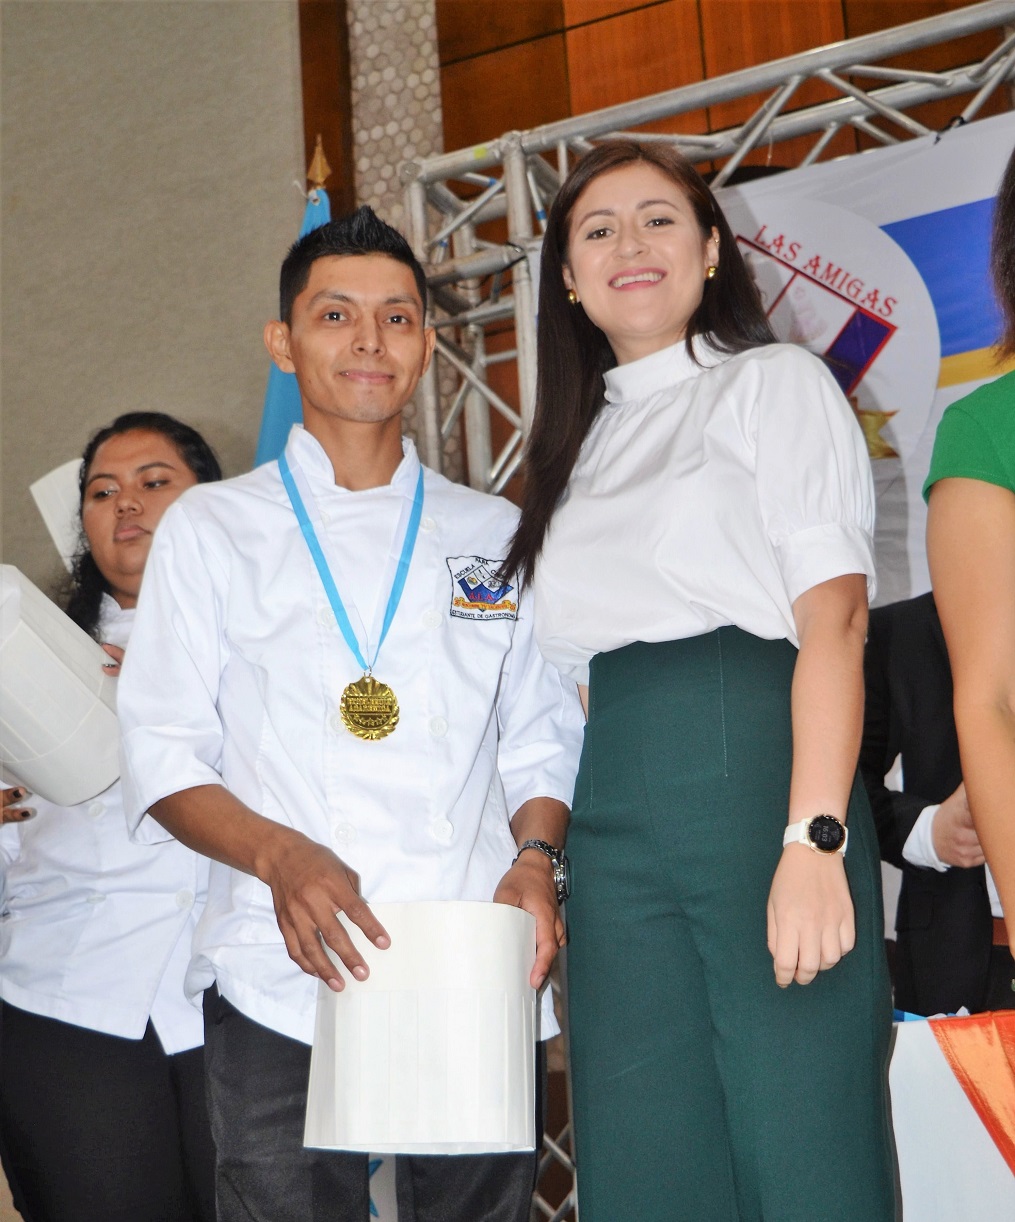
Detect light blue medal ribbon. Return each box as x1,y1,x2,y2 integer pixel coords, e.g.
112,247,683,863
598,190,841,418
278,451,424,738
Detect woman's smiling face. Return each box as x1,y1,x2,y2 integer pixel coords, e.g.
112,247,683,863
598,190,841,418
563,161,719,366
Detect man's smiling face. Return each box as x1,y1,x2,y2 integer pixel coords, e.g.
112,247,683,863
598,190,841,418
268,253,435,430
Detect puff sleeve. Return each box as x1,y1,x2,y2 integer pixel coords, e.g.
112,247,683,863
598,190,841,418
752,347,876,607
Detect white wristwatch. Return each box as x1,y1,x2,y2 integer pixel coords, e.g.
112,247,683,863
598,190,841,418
783,814,848,856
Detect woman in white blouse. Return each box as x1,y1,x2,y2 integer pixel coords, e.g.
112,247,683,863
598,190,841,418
504,142,895,1220
0,413,220,1222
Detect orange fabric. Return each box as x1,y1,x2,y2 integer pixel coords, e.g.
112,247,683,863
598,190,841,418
929,1011,1015,1175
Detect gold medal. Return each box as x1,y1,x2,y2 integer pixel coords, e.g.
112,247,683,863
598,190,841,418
340,674,400,741
279,455,424,744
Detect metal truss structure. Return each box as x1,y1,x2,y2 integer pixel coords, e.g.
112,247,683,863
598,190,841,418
403,1,1015,497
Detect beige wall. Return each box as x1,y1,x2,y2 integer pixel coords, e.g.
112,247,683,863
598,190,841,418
1,0,306,593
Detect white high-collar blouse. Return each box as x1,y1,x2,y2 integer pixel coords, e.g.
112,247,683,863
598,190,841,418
534,340,876,685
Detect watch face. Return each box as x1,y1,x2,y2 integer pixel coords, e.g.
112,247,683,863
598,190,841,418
808,815,845,853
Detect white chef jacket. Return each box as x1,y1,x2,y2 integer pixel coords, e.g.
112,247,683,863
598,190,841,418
118,427,584,1046
0,598,207,1053
535,339,877,684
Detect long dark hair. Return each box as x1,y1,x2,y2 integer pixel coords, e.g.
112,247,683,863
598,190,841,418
504,140,775,584
65,412,222,638
992,144,1015,359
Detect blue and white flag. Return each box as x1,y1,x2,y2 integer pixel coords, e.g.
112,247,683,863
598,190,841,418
254,187,332,467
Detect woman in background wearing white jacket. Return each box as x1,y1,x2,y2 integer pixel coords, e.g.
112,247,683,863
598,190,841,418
1,412,220,1222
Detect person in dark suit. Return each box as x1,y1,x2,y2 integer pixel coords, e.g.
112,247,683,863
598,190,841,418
861,590,1013,1015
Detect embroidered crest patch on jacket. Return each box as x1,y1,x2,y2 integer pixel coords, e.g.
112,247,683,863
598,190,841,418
446,556,517,620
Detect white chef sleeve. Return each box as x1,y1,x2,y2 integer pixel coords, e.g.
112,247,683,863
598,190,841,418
753,346,877,607
118,500,229,845
494,581,584,820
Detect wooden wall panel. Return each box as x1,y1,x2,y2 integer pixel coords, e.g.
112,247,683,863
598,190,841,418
701,0,846,119
298,0,355,214
566,1,708,134
700,0,856,167
436,0,564,66
440,34,571,153
563,0,656,24
844,0,1012,141
845,0,1006,47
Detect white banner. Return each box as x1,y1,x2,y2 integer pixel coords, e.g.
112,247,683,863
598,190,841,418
720,111,1015,604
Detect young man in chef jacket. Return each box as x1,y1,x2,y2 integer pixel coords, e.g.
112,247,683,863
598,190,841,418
116,206,583,1222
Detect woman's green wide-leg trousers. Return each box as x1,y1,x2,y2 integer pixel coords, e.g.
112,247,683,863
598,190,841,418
565,629,896,1222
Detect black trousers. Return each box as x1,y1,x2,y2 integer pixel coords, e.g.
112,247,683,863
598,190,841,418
204,985,541,1222
985,945,1015,1010
0,1000,215,1222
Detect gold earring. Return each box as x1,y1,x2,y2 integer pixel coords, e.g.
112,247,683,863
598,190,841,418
567,289,579,305
706,265,717,280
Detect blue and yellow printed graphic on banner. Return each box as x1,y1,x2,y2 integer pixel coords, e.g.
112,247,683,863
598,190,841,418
883,199,1013,388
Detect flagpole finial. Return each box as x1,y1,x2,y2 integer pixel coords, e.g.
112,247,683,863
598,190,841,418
308,135,332,190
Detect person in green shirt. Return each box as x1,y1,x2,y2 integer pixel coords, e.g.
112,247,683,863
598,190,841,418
926,142,1015,957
